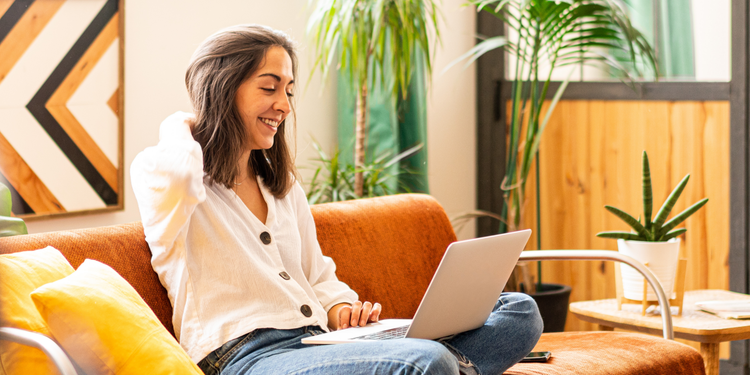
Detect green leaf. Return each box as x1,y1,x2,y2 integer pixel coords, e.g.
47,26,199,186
0,181,26,237
0,182,11,217
595,231,643,241
642,151,653,229
443,36,508,73
660,228,687,242
604,205,651,239
383,143,424,168
657,198,709,238
0,217,27,237
370,0,386,38
653,174,691,229
492,0,513,13
0,182,26,237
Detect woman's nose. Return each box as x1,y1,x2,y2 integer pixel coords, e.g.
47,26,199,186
274,91,290,113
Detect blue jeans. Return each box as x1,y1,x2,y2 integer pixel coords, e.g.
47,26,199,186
198,293,543,375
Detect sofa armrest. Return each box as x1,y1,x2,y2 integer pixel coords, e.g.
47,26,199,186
519,250,674,340
0,327,79,375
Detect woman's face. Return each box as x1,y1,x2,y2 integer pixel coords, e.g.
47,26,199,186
235,46,294,151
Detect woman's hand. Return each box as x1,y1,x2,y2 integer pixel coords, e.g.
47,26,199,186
327,301,382,331
159,112,197,141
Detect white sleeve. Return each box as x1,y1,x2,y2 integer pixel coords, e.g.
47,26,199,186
294,182,358,311
130,112,206,252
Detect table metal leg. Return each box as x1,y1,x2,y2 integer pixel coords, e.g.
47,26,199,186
700,343,719,375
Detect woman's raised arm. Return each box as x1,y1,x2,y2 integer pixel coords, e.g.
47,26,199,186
130,111,206,253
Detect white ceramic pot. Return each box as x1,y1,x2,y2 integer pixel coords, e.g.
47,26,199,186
617,238,680,301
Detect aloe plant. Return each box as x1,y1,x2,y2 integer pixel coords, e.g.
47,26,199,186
597,151,708,242
0,182,27,237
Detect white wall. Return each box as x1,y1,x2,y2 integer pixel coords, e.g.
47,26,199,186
26,0,477,240
692,0,730,81
428,3,477,239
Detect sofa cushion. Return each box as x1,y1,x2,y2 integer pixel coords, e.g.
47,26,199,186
0,222,175,337
0,246,75,375
30,259,202,375
504,331,706,375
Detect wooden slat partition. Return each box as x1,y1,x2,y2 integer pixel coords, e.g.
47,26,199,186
514,100,730,356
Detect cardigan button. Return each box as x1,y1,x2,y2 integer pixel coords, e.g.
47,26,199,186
300,304,313,317
260,232,271,245
279,271,290,280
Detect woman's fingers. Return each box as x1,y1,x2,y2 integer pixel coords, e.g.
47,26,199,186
369,302,382,323
350,301,362,327
338,304,352,330
338,301,382,329
359,301,372,327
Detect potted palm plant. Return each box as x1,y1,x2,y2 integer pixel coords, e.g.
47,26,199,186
450,0,657,331
307,0,439,197
597,151,708,301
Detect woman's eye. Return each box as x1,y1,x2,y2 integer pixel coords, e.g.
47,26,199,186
286,92,294,98
261,88,275,93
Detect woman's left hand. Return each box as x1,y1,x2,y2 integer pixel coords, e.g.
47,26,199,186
327,301,382,330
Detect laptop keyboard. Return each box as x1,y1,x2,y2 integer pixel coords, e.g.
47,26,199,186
352,325,410,341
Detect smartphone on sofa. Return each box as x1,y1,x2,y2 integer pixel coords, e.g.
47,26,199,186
520,351,551,363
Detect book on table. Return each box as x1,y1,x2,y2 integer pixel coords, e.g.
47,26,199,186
696,300,750,319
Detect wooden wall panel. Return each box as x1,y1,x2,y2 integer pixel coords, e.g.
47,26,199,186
514,100,730,355
0,0,122,218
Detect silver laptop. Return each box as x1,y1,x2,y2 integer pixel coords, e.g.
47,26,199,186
302,229,532,345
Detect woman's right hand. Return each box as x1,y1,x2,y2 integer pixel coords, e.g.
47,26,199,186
159,111,196,141
328,301,382,330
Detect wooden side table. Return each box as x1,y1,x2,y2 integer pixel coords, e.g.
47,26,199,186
570,290,750,375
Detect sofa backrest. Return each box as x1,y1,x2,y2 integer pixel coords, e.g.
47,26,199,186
310,194,457,320
0,193,457,334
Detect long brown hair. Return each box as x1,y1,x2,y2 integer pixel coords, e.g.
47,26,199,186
185,25,298,198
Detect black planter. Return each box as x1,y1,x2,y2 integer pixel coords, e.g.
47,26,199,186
527,283,572,333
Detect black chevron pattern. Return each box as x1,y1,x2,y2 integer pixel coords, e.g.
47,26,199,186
26,0,118,206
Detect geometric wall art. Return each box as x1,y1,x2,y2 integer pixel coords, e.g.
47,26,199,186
0,0,123,219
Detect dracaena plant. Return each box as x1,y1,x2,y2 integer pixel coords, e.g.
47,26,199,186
307,0,439,197
597,151,708,242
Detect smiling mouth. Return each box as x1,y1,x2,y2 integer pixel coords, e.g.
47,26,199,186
260,117,280,128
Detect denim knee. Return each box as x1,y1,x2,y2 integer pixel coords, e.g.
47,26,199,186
401,339,459,375
505,293,544,349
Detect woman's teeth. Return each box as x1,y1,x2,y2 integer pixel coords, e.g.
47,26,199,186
260,118,279,128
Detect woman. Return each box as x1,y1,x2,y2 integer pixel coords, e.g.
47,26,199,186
131,25,543,375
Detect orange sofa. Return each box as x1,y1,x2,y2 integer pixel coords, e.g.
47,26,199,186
0,194,705,374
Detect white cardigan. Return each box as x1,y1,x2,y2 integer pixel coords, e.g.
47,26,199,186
130,112,358,363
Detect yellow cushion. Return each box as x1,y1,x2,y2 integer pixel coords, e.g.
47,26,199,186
31,259,203,375
0,246,74,375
